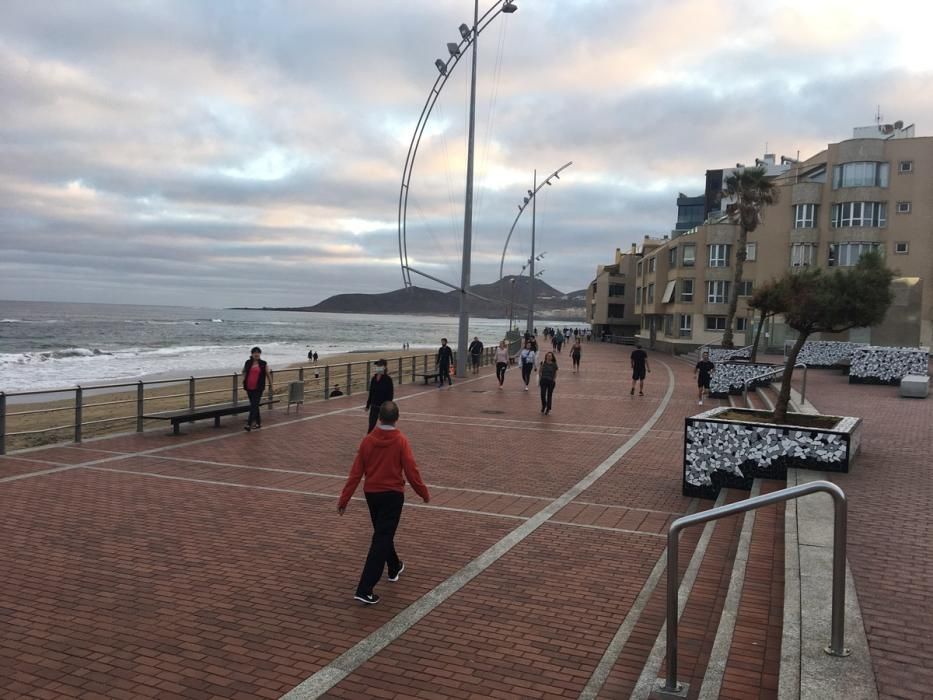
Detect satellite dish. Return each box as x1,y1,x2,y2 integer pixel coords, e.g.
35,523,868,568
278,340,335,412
894,120,904,129
881,124,894,134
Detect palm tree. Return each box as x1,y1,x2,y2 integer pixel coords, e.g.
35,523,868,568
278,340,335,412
721,167,778,347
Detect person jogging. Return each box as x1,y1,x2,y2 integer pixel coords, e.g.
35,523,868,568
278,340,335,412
468,336,484,375
337,401,430,605
630,343,650,396
242,347,272,431
539,351,558,415
519,339,537,392
570,338,582,373
436,338,454,388
695,351,715,405
494,340,509,389
365,359,394,432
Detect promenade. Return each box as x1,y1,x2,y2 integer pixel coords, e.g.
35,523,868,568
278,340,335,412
0,340,929,699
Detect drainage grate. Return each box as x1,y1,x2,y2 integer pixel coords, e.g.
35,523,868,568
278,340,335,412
481,409,505,414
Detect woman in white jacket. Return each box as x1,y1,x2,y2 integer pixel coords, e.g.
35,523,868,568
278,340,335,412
519,340,537,392
494,340,510,389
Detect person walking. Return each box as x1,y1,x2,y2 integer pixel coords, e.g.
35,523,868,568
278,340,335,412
494,340,509,389
695,351,715,405
242,346,272,431
337,401,430,605
468,336,484,375
630,343,650,396
365,359,394,432
436,338,454,387
539,351,558,415
519,339,537,392
570,338,582,373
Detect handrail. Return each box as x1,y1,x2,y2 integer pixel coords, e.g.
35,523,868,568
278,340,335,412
657,480,849,695
743,362,807,408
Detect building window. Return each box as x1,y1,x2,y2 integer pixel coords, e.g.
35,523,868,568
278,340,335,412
736,318,748,332
895,242,909,254
898,160,913,173
647,283,655,303
608,283,626,296
896,201,912,214
669,247,677,267
708,244,730,267
608,304,626,319
706,280,730,304
682,244,696,267
828,242,882,267
705,316,727,331
637,261,643,277
832,161,890,189
831,202,886,228
793,203,818,228
664,315,674,336
737,280,753,296
745,242,757,262
648,257,656,273
790,243,816,268
679,314,692,337
642,315,649,330
681,279,694,303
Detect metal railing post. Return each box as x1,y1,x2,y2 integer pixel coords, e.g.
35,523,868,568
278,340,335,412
801,364,808,404
411,355,416,383
324,365,331,399
188,377,196,410
232,374,239,405
0,392,6,455
346,363,352,396
299,367,304,382
658,480,849,694
423,355,428,373
136,382,144,432
267,370,274,404
398,357,403,383
366,361,371,386
74,387,83,444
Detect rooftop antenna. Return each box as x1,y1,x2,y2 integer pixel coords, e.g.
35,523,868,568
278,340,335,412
875,105,882,125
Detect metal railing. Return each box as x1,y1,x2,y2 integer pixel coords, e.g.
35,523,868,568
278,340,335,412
0,346,498,454
743,362,807,408
658,480,849,695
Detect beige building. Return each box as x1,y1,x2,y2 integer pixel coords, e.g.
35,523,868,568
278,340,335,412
586,238,665,338
596,122,932,351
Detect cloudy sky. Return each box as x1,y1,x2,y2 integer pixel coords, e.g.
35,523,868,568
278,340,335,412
2,0,932,308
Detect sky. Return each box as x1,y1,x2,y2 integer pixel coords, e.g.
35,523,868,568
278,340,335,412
2,0,933,308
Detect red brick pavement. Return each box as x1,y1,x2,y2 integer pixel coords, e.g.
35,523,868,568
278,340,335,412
0,343,780,700
803,368,933,700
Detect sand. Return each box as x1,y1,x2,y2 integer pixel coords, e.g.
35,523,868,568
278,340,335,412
1,348,464,453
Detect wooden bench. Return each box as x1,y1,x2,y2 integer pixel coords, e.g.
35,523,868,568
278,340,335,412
143,398,279,435
414,372,440,385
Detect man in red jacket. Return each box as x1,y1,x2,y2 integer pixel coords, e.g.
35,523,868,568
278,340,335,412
338,401,430,605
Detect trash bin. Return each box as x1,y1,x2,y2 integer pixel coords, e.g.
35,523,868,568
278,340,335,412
287,381,305,413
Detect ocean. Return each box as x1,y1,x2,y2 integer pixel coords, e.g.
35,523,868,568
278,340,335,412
0,300,575,393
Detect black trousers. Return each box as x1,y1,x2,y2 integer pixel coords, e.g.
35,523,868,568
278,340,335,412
367,405,381,433
539,379,555,411
496,362,507,384
357,491,404,594
438,364,451,385
246,389,263,426
471,353,481,369
521,362,533,385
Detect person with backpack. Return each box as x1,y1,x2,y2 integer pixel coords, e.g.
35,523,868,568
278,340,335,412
338,401,430,605
519,339,537,392
468,336,484,375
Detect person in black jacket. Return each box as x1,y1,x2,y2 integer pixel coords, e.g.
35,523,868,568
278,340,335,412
365,359,394,432
436,338,454,387
468,336,483,375
242,347,272,431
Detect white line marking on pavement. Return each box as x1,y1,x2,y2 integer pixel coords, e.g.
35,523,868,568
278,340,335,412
279,360,677,700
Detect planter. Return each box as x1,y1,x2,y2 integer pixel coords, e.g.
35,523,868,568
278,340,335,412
849,346,929,385
792,340,865,368
708,362,778,398
683,407,862,499
704,346,752,362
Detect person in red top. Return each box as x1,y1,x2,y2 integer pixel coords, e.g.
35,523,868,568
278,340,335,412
338,401,430,605
242,346,272,431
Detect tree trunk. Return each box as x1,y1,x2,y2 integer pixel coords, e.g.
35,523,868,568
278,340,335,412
751,310,767,363
774,332,808,423
722,226,747,348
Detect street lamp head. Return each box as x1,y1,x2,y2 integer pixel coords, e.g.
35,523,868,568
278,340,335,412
527,189,533,197
458,23,471,39
545,180,552,185
523,196,529,205
434,59,448,75
553,172,560,179
502,1,518,13
447,42,461,57
517,204,523,211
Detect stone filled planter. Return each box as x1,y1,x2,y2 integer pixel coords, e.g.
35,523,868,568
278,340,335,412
683,407,862,499
708,362,778,398
849,346,929,385
793,340,865,368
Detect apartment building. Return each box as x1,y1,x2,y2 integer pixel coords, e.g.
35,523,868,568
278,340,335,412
613,121,931,351
586,238,665,338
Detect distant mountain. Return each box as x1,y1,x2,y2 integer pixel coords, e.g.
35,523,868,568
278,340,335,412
269,276,585,320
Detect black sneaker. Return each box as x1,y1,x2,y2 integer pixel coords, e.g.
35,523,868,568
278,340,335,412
354,591,380,605
630,387,635,396
387,562,405,582
243,424,252,432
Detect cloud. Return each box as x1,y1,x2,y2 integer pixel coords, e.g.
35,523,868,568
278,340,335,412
1,0,931,307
